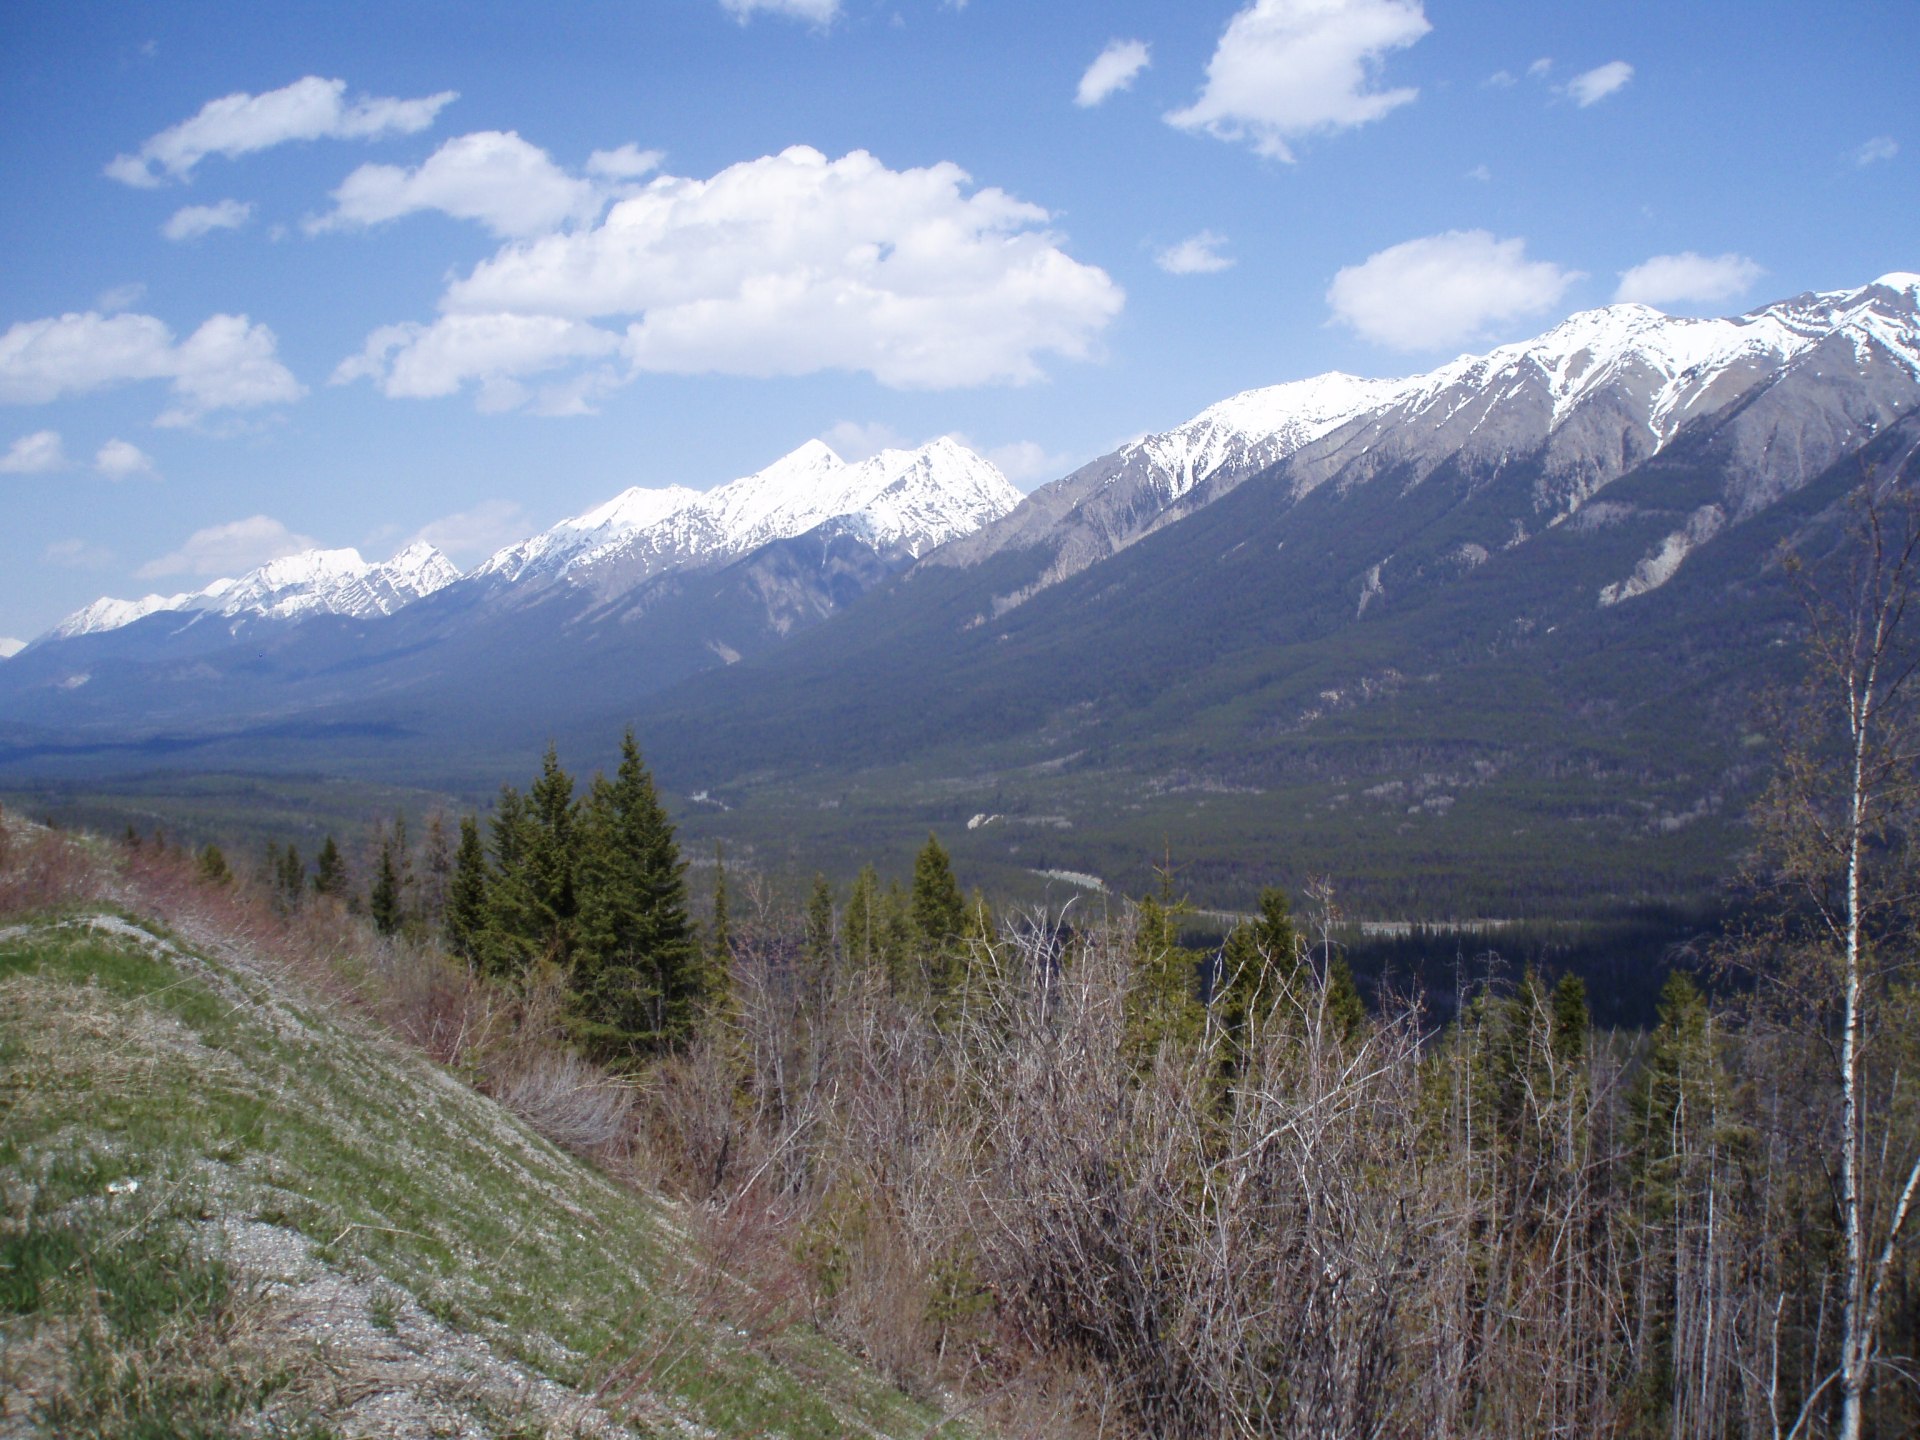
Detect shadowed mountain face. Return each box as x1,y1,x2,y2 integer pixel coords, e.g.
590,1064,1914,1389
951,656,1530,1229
4,278,1919,912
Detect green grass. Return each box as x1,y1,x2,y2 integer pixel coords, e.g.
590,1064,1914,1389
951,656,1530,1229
0,914,964,1438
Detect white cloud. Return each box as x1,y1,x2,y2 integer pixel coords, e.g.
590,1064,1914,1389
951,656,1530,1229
137,515,318,579
97,282,146,313
107,76,457,187
332,314,621,401
1165,0,1430,161
341,145,1123,404
1077,39,1151,108
587,144,664,180
311,131,601,238
1327,230,1582,350
0,638,24,659
1465,163,1491,182
0,310,304,424
1,429,68,474
1527,57,1552,79
1852,135,1898,168
162,199,254,241
45,537,116,570
1565,60,1632,107
820,419,907,461
1615,251,1763,307
719,0,839,23
409,498,531,562
981,439,1069,485
1156,230,1235,275
1484,70,1516,88
95,438,158,480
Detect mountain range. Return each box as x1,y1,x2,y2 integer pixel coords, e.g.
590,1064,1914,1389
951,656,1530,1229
5,274,1919,914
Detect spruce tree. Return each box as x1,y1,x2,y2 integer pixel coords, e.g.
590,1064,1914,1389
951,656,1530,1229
844,864,880,974
197,843,232,887
525,745,578,963
484,784,543,977
313,835,347,899
804,873,836,984
570,731,696,1060
369,837,402,936
912,833,967,1001
706,840,733,1020
446,814,489,962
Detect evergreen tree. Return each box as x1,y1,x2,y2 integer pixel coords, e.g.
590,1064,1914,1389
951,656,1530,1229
912,833,967,1001
804,872,836,983
277,842,304,909
419,811,453,935
879,881,917,996
1550,972,1590,1067
706,840,733,1020
197,843,232,887
1217,888,1301,1054
844,863,881,974
525,744,578,963
1125,891,1205,1068
911,834,966,949
369,837,402,936
483,784,543,977
313,835,347,898
570,731,696,1060
446,814,489,962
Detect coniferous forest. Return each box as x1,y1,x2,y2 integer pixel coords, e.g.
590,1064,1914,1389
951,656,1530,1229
12,508,1920,1439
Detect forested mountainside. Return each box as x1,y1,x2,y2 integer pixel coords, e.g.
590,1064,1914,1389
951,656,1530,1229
4,277,1918,912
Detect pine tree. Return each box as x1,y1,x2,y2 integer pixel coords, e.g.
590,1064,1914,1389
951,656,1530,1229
446,814,489,962
570,731,697,1060
277,842,304,908
1125,891,1205,1068
313,835,347,898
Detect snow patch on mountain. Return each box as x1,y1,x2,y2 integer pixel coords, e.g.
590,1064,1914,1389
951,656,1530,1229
475,483,702,585
0,637,25,660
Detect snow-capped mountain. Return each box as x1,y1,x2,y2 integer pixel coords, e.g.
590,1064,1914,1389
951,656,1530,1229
43,542,460,644
493,436,1021,599
931,273,1920,615
0,638,24,660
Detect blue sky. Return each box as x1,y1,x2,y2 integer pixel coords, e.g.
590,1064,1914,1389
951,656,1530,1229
2,0,1914,643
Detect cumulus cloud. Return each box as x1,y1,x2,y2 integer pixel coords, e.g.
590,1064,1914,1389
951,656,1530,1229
587,144,663,179
1565,60,1632,107
162,199,253,241
95,438,158,479
107,76,457,187
1527,57,1553,79
1077,39,1151,107
719,0,839,23
137,515,319,579
409,498,531,562
0,310,304,424
1165,0,1430,160
339,145,1123,405
311,131,603,238
1327,230,1582,350
1,429,68,474
1615,251,1764,307
1852,135,1898,168
1156,230,1235,275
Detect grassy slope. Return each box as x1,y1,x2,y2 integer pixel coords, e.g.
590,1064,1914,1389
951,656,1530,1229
0,895,957,1437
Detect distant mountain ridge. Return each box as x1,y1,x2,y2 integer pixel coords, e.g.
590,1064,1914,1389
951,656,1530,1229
7,275,1920,916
